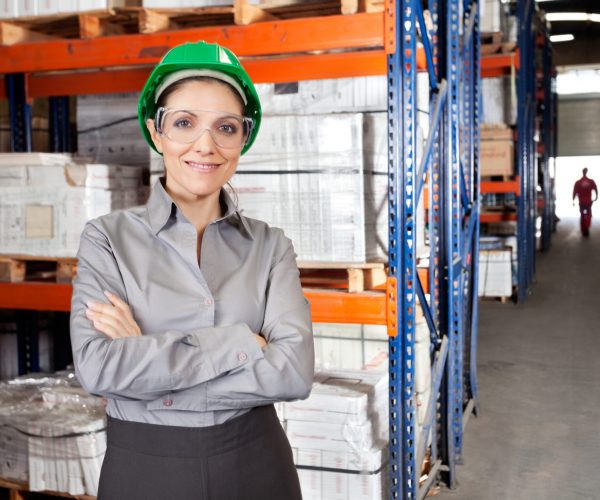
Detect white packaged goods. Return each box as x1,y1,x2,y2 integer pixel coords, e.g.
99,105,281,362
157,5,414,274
295,445,388,500
20,0,36,16
233,112,389,262
77,93,149,168
0,373,106,496
480,0,505,33
0,0,17,18
284,369,388,451
255,76,387,116
478,249,512,297
312,323,387,372
0,153,142,257
482,76,517,126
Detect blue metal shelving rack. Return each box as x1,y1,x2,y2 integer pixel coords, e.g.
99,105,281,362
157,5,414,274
539,24,555,252
516,0,537,301
387,0,481,496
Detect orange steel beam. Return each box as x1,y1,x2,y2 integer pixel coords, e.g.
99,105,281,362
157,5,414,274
480,212,517,223
0,13,384,74
481,50,519,78
481,176,521,195
0,283,72,312
26,50,390,97
0,282,387,324
305,289,387,325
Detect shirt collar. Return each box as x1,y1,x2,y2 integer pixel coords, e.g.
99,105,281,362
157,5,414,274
146,178,254,240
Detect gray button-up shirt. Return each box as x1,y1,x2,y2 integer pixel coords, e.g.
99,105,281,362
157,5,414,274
70,179,314,427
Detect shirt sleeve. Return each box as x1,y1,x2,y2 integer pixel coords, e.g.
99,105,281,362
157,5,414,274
149,230,315,412
70,221,264,401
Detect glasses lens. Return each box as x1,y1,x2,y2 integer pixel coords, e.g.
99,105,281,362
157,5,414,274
161,110,250,149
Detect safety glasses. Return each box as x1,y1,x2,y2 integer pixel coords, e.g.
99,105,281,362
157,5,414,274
155,107,253,149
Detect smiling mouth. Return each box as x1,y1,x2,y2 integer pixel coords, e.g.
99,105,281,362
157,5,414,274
185,160,221,172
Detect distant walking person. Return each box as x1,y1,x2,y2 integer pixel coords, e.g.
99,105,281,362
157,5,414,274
573,168,598,236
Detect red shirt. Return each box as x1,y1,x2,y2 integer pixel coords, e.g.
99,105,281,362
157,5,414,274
573,176,598,205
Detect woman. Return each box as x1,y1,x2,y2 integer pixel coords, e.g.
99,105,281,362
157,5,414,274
70,41,314,500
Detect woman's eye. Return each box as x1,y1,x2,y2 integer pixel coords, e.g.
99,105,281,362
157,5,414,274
218,123,238,135
173,119,192,128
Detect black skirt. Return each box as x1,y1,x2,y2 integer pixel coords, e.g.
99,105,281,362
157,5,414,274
98,405,302,500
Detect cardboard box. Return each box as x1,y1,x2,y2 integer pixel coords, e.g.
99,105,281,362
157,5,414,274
481,138,514,177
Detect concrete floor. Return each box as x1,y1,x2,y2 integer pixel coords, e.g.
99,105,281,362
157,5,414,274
436,218,600,500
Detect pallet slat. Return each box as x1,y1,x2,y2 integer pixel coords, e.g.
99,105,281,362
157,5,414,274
0,1,385,43
0,256,78,284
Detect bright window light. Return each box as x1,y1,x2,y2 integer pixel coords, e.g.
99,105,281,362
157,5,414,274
546,12,598,22
550,34,575,43
557,68,600,95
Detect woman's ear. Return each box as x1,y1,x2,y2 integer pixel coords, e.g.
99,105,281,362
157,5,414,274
146,118,163,153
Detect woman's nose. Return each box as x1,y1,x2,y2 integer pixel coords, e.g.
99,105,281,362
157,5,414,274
192,128,217,152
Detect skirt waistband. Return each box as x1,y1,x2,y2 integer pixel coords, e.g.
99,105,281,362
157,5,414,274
106,404,276,459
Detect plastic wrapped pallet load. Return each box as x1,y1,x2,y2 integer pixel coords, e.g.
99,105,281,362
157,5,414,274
283,369,388,500
0,153,143,257
0,372,106,496
233,112,388,262
478,248,512,297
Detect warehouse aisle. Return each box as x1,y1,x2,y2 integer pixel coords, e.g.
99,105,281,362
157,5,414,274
437,218,600,500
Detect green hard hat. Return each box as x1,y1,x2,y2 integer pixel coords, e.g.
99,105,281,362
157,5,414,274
138,41,261,155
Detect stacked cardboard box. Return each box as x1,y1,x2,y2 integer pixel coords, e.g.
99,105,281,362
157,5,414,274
0,153,143,256
283,370,389,500
480,126,514,177
0,373,106,496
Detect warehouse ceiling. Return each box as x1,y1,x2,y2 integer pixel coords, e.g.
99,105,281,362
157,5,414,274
535,0,600,66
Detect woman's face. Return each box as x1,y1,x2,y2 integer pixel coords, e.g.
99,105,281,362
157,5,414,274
146,79,245,203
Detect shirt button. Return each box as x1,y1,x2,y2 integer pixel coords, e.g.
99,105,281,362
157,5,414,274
163,399,173,407
204,298,213,306
238,352,248,362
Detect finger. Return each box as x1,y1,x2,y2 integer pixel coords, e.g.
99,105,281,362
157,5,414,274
104,291,138,326
87,301,131,325
86,309,128,337
91,317,121,339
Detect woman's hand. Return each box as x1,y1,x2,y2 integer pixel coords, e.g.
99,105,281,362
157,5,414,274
85,291,142,340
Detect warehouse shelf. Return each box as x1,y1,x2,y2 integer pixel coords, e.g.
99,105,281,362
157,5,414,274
0,2,484,497
0,282,388,325
481,177,521,195
479,1,555,302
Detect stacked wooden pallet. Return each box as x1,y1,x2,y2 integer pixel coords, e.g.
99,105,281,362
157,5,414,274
0,0,384,44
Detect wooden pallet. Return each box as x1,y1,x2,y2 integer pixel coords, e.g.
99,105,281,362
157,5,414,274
480,294,513,304
0,477,95,500
0,0,384,44
234,0,382,25
298,261,387,293
0,255,77,284
480,31,502,54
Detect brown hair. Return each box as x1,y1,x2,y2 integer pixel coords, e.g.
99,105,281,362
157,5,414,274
155,76,245,113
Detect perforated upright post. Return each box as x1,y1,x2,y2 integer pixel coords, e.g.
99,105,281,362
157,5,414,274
387,0,418,497
6,73,32,152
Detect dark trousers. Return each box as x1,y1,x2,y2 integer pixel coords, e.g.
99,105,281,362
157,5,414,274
98,405,302,500
580,203,592,235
